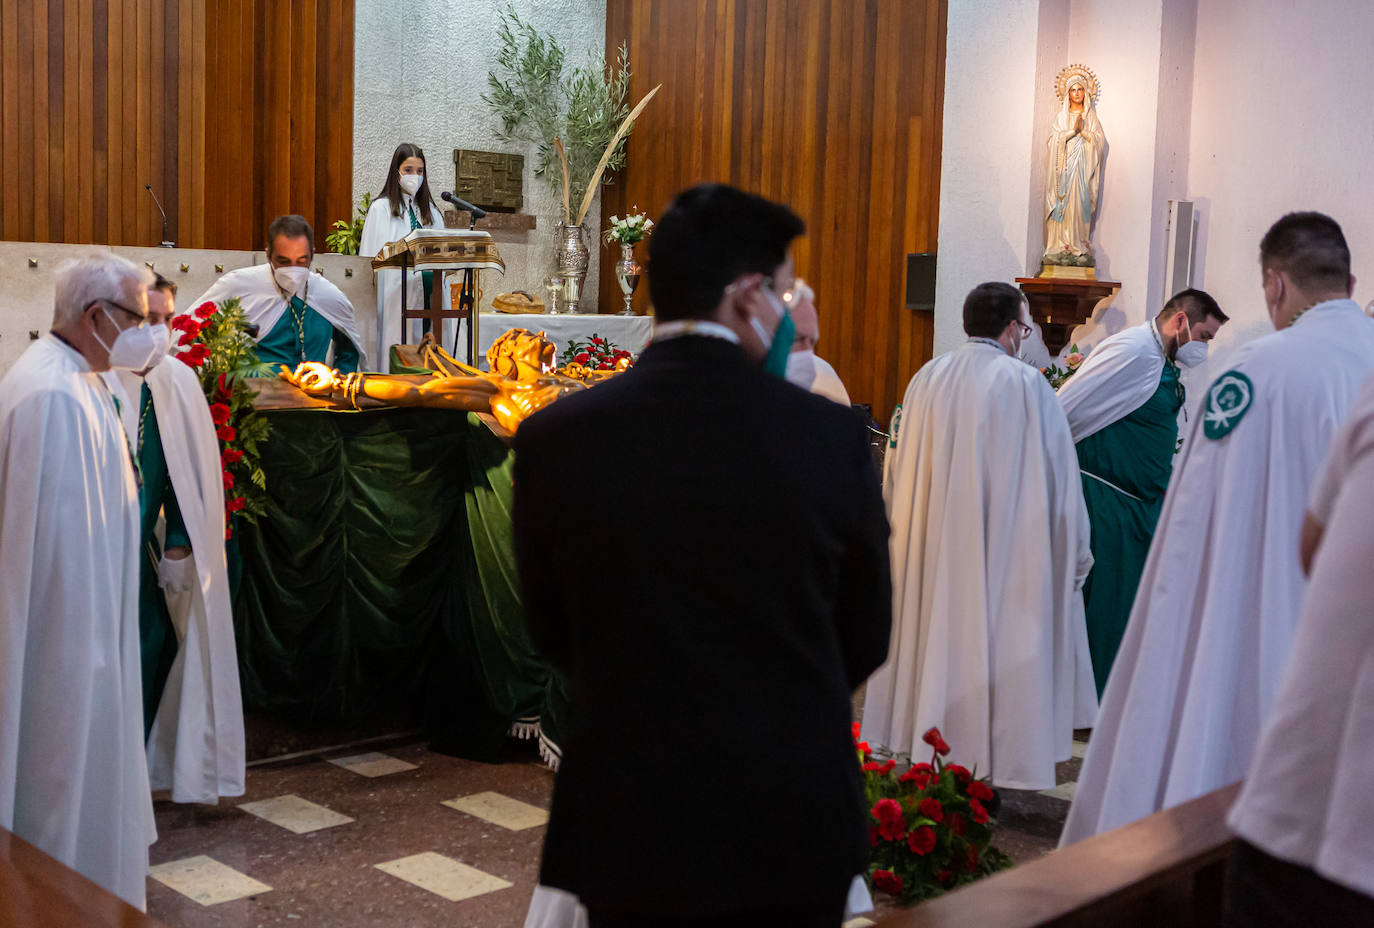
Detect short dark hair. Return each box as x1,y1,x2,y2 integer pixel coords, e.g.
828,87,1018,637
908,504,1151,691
1158,287,1226,325
647,184,804,322
1259,211,1350,292
150,271,177,296
266,214,315,254
963,282,1025,338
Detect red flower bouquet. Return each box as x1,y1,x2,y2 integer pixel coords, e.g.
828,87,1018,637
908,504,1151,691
173,297,272,537
859,725,1013,904
559,333,635,372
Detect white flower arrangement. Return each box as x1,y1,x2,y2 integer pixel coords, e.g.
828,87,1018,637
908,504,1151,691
604,208,654,245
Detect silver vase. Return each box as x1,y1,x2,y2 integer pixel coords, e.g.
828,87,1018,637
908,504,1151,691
614,242,641,315
555,221,590,314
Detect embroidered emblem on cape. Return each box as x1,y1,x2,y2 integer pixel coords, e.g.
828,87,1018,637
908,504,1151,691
889,404,902,448
1203,371,1253,440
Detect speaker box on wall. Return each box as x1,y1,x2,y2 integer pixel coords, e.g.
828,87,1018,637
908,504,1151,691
906,253,936,311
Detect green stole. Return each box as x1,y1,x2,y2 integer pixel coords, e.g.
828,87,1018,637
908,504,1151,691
136,383,190,738
254,294,359,374
409,202,435,330
1076,363,1183,696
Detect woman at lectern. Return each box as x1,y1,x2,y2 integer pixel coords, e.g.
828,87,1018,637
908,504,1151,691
359,142,452,366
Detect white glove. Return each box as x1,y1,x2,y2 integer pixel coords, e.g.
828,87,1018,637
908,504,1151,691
158,552,197,595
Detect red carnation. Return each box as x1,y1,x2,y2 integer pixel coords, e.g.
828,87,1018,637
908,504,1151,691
969,798,989,825
872,870,903,895
597,362,612,370
216,425,237,442
968,780,995,802
178,330,198,347
862,761,883,772
195,301,218,319
965,844,981,872
918,797,945,823
222,470,235,489
852,722,862,740
857,741,872,759
922,727,951,756
574,352,591,365
949,812,967,836
591,337,604,345
222,449,244,465
898,768,931,790
936,869,954,886
226,496,245,513
181,343,210,368
878,759,897,776
907,825,937,856
869,825,879,847
216,373,231,397
871,798,905,841
945,763,973,787
224,525,233,540
210,403,231,425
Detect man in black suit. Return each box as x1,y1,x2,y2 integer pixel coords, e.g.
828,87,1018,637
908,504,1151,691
513,184,892,927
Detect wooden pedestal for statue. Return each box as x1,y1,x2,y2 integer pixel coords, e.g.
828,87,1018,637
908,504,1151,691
1015,276,1121,355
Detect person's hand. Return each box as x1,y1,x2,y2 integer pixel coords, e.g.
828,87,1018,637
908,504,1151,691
290,362,339,394
1074,115,1084,133
158,551,196,595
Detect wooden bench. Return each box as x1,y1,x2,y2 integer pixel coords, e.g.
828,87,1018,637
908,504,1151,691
0,827,164,927
876,782,1242,928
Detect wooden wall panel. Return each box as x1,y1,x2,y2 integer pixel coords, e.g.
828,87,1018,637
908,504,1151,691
602,0,945,421
0,0,354,252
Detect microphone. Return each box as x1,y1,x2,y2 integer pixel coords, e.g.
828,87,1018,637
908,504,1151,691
144,184,174,248
441,191,486,228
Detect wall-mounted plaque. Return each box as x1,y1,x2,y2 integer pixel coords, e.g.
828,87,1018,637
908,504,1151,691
453,149,524,212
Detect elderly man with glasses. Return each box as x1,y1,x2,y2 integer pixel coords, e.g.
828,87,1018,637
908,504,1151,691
0,252,160,910
862,281,1097,792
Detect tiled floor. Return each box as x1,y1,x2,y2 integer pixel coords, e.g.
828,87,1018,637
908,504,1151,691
147,727,1088,927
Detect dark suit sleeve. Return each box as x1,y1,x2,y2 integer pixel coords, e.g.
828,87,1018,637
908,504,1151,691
512,419,570,670
834,423,893,690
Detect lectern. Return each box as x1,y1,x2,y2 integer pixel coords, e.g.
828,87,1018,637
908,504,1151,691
371,229,505,366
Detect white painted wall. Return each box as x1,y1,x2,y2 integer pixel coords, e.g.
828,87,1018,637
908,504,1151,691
932,0,1046,357
352,0,607,309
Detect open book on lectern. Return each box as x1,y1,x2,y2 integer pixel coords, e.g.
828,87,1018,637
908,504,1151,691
369,228,506,273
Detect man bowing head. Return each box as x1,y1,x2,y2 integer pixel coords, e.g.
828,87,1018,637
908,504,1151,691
862,282,1096,792
1062,212,1374,846
189,215,366,373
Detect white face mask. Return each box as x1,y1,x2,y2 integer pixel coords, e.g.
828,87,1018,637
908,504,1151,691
142,324,171,369
398,174,423,196
1176,340,1209,368
94,307,160,371
273,265,310,297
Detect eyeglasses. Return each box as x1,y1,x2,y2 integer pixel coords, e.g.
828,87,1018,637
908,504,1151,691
1013,320,1033,338
95,298,147,329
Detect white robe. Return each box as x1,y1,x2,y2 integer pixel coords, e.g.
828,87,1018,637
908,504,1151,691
0,336,155,909
785,350,852,406
107,361,246,805
359,193,455,362
1061,299,1374,845
1057,322,1166,442
862,340,1096,790
1228,373,1374,898
188,263,367,371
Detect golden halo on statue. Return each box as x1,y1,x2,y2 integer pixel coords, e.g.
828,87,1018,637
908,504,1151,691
1055,63,1102,103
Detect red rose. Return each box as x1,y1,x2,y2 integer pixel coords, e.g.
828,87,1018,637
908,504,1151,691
222,449,245,465
965,844,981,872
223,470,235,489
195,301,218,319
968,781,995,802
945,763,972,787
907,825,937,856
969,798,989,825
922,727,951,756
898,769,930,790
918,798,944,823
949,812,967,836
872,870,903,895
210,403,231,425
226,496,245,513
217,425,237,442
574,352,591,365
936,869,954,886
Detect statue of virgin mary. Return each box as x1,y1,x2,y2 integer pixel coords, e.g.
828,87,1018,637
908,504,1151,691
1043,65,1106,269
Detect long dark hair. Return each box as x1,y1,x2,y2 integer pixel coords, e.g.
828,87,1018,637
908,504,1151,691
378,142,436,225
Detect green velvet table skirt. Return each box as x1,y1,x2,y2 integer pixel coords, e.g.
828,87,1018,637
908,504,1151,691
232,406,565,760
